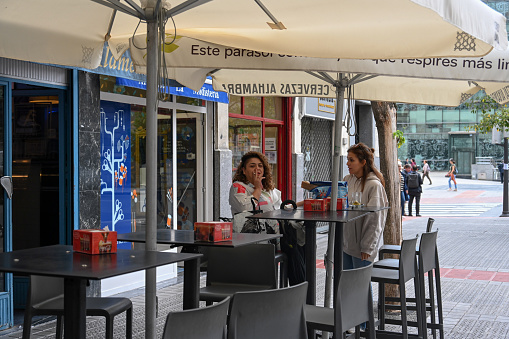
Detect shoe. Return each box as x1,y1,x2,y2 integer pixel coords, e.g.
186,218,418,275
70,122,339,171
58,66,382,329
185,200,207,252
454,189,457,191
447,188,452,191
416,214,422,217
408,214,413,217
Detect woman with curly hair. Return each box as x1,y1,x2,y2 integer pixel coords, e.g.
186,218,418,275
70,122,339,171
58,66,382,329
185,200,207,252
229,151,281,226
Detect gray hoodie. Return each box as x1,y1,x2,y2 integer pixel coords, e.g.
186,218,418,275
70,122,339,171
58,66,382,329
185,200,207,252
343,172,389,262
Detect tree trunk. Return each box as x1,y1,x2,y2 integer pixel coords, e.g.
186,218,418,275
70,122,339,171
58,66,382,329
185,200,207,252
371,101,402,300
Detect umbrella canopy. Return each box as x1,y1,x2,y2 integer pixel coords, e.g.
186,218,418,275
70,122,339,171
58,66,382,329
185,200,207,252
1,1,507,338
0,0,507,69
131,36,509,107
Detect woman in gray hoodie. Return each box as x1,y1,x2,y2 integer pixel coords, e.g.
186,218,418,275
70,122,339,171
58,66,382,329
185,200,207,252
343,143,389,269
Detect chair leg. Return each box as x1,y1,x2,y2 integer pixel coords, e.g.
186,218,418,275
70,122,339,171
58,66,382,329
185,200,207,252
378,282,386,330
435,266,445,339
428,272,437,339
415,271,425,339
126,306,133,339
280,260,288,288
56,315,63,339
399,283,408,339
21,309,32,339
106,316,113,339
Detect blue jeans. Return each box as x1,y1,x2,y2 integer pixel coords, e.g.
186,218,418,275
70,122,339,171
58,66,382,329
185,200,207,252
343,252,372,270
448,174,457,189
343,252,372,331
400,191,406,215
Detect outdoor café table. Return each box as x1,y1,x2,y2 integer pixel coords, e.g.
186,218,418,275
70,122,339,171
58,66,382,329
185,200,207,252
117,228,282,249
0,244,202,339
248,207,386,306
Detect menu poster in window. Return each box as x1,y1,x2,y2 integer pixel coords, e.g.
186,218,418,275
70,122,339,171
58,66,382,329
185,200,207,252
266,151,277,164
265,138,276,151
100,101,132,249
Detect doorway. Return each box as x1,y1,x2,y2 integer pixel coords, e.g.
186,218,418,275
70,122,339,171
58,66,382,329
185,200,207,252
11,86,66,310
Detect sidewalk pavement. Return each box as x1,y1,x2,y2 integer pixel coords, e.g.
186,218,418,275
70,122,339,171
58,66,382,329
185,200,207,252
1,172,508,338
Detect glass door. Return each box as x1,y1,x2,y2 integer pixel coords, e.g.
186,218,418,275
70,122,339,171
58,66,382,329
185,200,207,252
0,81,13,329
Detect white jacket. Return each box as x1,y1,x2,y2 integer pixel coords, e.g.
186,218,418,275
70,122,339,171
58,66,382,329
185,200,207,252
229,181,282,233
343,172,388,262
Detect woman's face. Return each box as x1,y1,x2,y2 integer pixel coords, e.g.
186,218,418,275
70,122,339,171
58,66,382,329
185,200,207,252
242,157,264,184
347,152,366,178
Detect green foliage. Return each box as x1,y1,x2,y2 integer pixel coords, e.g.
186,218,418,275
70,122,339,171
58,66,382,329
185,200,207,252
465,95,509,134
393,130,406,148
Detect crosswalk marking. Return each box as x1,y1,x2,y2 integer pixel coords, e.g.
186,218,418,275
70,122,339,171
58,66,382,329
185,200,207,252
407,203,500,217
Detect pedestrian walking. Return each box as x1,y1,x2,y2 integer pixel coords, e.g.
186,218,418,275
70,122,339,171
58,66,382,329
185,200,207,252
422,160,432,185
398,162,406,217
405,165,423,217
447,158,458,191
402,164,411,205
411,158,417,167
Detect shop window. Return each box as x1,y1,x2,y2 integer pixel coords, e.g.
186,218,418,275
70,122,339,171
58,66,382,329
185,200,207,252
409,110,425,124
425,110,442,123
229,118,262,174
459,109,477,123
229,96,241,115
443,110,460,122
264,97,282,120
243,97,262,117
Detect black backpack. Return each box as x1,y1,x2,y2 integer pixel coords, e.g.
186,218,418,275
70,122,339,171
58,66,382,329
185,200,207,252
407,172,420,189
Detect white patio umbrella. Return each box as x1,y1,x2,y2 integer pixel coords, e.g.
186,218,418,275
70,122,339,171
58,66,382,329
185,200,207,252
132,34,509,313
0,1,507,338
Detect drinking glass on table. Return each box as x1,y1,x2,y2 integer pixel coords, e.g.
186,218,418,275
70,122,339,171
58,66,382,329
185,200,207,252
351,192,362,207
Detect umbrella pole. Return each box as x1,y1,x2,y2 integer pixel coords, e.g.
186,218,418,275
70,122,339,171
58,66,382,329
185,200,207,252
323,76,346,319
145,4,158,339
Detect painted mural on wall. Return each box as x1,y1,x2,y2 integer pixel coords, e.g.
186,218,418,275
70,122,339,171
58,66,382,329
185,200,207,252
100,101,131,249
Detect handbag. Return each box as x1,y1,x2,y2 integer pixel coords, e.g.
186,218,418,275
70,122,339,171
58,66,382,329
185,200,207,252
232,197,263,233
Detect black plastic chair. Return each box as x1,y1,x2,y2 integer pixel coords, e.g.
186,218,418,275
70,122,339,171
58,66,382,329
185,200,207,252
305,263,375,339
162,296,230,339
227,282,308,339
371,237,423,339
199,243,277,304
22,275,132,339
376,218,434,258
376,231,444,339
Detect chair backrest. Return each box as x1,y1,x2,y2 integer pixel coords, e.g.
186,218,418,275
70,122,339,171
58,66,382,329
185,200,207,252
426,218,435,233
419,231,438,273
29,275,64,308
207,244,276,288
336,263,373,334
399,237,418,283
227,281,308,339
162,296,230,339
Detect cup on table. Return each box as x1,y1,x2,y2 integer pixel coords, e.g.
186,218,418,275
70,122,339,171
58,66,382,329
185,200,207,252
351,192,362,208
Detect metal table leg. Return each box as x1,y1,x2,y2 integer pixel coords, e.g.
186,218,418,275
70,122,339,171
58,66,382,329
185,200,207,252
304,220,317,305
333,221,344,307
183,257,200,309
64,277,87,339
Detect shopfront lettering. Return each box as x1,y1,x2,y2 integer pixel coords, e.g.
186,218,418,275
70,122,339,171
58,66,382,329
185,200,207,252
101,49,134,73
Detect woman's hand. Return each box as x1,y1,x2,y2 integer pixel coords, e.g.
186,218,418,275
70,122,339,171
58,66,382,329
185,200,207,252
361,252,370,261
252,169,265,190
